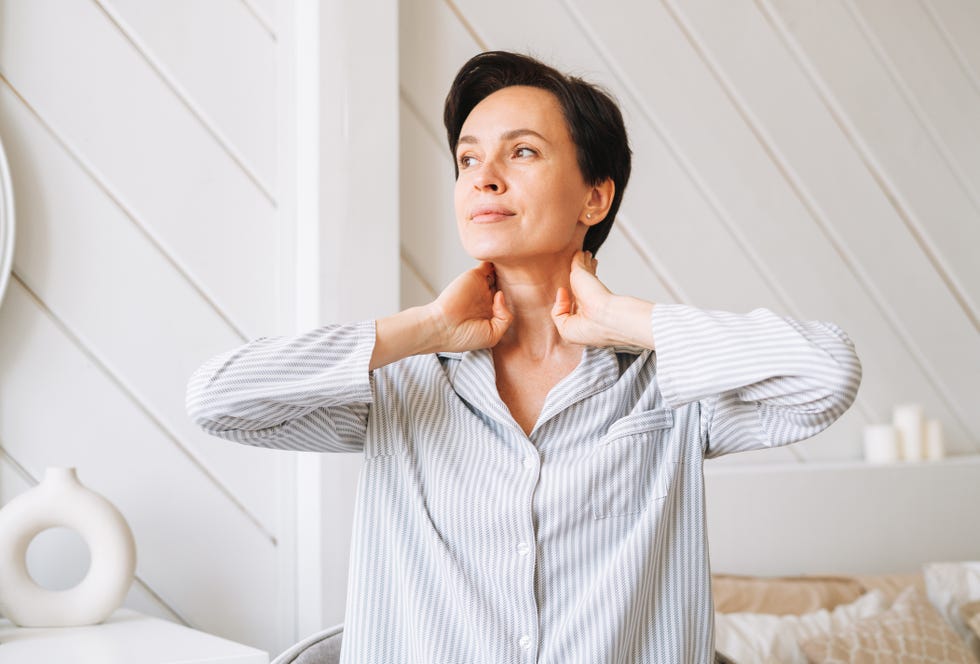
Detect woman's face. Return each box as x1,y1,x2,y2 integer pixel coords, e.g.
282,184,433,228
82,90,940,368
454,85,594,263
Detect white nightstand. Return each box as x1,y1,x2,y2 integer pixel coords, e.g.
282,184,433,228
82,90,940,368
0,609,268,663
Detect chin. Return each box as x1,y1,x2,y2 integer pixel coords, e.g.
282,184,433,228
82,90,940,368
460,238,517,263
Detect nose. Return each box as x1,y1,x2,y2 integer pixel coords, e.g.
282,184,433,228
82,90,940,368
472,159,505,193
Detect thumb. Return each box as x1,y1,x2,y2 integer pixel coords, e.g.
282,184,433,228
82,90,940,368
552,287,572,324
490,290,513,338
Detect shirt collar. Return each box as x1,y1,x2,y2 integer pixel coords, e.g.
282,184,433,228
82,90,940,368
437,345,648,438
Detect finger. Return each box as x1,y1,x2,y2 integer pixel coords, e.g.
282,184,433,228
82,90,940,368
493,289,512,320
490,290,513,339
552,287,572,319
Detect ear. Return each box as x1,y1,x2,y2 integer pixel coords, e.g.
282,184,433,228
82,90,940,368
580,178,615,226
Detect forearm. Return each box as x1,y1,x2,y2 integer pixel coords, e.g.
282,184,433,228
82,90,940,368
186,321,375,451
370,305,443,370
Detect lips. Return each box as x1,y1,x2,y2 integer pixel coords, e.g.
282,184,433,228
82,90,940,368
469,206,516,223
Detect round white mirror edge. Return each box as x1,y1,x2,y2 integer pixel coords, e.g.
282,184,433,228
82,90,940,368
0,135,15,311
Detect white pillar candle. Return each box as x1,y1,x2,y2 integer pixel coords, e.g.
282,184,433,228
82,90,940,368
893,403,924,461
925,419,945,460
863,425,900,464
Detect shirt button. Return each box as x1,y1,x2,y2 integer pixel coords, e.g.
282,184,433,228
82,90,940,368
519,634,532,650
516,541,531,556
523,455,536,469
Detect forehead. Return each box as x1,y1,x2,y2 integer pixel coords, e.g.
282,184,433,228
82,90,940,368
460,85,568,137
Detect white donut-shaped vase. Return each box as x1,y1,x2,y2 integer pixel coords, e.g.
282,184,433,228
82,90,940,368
0,467,136,626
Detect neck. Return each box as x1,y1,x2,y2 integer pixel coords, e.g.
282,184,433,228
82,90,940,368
491,251,580,361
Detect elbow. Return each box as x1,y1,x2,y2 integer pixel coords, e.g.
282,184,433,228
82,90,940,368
827,324,863,418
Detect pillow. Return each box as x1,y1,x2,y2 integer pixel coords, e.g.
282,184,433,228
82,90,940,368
714,590,889,664
967,610,980,644
799,586,975,664
854,572,927,602
712,574,866,615
924,561,980,660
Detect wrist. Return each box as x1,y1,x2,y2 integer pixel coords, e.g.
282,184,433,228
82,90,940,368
605,295,656,349
412,303,450,354
371,306,444,371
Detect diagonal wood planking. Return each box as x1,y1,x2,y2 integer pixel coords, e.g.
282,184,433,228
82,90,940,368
847,0,980,212
242,0,277,40
0,0,277,338
0,281,277,649
921,0,980,99
0,78,282,537
660,0,979,449
765,0,980,326
104,0,278,199
0,0,285,652
752,0,979,447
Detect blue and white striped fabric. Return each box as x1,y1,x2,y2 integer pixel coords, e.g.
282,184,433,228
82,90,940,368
186,303,862,663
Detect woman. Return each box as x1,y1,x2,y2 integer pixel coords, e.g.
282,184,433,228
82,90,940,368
187,51,861,664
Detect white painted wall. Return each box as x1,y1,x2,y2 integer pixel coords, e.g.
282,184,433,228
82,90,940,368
0,0,285,655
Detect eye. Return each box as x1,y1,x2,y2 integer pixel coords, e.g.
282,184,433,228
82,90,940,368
458,154,478,169
513,146,537,158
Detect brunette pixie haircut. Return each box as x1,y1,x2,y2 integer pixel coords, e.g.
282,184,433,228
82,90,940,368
444,51,632,257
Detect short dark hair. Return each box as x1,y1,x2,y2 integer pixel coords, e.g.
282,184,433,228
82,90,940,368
444,51,632,257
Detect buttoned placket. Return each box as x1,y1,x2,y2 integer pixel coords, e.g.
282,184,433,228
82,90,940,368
517,438,540,660
439,344,633,662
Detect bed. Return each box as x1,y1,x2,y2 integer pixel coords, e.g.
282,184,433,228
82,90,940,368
704,455,980,662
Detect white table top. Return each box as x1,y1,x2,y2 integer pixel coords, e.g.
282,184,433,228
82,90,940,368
0,609,268,663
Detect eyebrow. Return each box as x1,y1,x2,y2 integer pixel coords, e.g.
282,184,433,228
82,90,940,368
457,128,550,147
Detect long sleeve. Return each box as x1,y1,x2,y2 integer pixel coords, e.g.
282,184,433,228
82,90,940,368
650,303,862,459
185,320,377,453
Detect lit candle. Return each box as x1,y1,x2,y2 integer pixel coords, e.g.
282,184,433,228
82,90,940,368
925,419,945,461
893,403,924,461
863,425,900,464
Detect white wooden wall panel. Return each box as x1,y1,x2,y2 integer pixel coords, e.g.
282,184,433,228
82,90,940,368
0,0,277,338
666,0,979,453
105,0,278,197
0,82,281,537
400,0,481,136
399,0,979,465
926,0,980,89
768,0,980,321
852,0,980,202
0,283,276,647
246,0,278,38
0,0,286,655
400,99,476,292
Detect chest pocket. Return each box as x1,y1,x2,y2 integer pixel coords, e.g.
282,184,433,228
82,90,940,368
591,408,676,519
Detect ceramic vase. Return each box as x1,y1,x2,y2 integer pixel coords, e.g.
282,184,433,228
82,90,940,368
0,466,136,626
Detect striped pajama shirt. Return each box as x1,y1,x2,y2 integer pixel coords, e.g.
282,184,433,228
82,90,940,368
186,302,862,663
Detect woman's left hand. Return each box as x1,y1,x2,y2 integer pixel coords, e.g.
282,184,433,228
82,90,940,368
552,250,658,349
551,250,617,346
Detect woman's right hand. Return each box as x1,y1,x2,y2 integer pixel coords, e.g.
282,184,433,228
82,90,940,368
426,261,513,353
371,262,512,371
